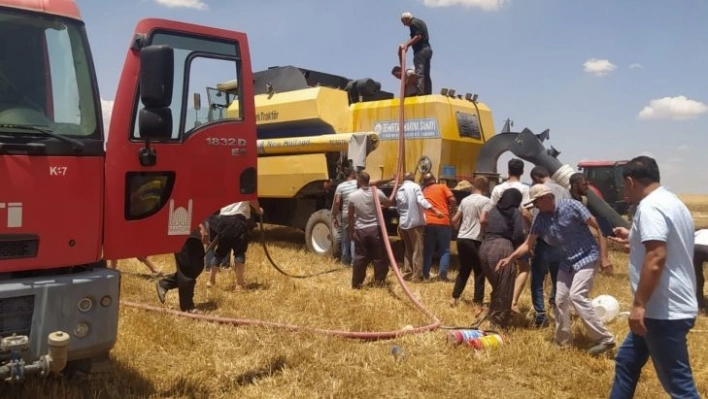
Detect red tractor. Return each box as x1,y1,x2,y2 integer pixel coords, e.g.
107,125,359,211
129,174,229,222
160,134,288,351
577,160,630,215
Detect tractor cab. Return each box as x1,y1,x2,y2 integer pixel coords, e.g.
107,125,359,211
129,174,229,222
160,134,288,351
577,160,629,215
205,80,238,122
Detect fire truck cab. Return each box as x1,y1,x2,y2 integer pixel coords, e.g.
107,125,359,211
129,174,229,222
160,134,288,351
0,0,257,380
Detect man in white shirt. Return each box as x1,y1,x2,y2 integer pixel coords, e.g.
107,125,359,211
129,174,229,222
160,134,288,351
391,66,419,98
208,200,263,290
395,172,443,281
608,156,699,398
694,229,708,312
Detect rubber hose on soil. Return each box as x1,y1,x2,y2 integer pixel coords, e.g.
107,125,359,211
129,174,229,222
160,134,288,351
120,46,444,341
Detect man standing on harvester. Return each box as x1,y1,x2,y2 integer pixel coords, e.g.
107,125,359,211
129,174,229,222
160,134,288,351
399,12,433,96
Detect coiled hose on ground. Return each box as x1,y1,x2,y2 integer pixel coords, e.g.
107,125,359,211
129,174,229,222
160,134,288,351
122,47,443,340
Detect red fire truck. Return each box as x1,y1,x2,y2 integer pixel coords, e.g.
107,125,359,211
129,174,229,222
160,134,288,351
0,0,257,380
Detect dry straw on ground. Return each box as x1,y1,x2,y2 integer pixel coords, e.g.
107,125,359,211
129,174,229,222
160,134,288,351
4,196,708,399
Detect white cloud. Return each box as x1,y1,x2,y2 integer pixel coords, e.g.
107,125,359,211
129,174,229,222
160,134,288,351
101,98,114,128
421,0,507,11
637,96,708,121
675,144,691,152
583,58,617,76
628,63,644,70
154,0,208,10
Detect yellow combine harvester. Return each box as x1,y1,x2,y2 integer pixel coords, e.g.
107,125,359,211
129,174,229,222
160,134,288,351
212,66,497,258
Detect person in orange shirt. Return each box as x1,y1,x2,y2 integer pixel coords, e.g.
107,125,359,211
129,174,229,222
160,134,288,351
421,173,457,280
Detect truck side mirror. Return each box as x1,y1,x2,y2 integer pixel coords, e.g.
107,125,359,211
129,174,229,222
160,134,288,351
137,45,174,166
139,45,174,107
138,45,174,141
138,107,173,139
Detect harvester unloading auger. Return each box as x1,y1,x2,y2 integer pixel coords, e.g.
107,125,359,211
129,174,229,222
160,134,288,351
475,128,631,230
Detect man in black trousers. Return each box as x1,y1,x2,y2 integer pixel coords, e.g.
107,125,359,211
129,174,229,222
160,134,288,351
155,223,208,313
399,12,433,96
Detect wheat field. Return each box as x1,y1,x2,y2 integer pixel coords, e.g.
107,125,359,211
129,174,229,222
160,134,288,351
3,195,707,399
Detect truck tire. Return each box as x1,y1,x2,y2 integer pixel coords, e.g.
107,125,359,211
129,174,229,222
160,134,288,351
305,209,341,259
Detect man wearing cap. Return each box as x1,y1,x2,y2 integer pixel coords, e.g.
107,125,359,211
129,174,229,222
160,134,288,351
399,12,433,96
527,166,571,327
497,184,616,356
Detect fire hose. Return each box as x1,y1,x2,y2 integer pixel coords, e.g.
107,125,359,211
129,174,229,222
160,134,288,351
122,47,443,340
255,216,347,279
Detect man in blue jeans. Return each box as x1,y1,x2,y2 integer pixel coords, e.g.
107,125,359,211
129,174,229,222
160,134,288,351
421,173,457,281
332,168,358,266
527,166,572,327
608,156,699,398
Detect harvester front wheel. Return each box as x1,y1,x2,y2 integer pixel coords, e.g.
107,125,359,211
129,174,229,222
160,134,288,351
305,209,341,259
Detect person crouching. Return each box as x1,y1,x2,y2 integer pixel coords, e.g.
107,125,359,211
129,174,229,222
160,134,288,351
208,200,263,291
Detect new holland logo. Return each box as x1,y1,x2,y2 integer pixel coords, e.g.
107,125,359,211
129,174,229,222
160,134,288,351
168,199,193,236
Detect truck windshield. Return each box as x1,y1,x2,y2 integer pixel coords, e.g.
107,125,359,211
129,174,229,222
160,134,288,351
0,8,98,139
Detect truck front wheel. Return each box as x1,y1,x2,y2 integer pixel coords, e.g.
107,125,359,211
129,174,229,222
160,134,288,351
305,209,341,259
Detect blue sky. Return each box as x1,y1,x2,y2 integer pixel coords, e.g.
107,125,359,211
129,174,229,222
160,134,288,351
78,0,708,194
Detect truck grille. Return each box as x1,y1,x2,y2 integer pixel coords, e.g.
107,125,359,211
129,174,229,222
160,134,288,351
0,235,39,260
0,295,34,338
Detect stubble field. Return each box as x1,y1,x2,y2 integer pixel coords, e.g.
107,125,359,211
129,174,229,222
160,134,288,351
4,195,708,399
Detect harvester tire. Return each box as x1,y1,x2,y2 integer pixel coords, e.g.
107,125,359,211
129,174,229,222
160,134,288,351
305,209,341,259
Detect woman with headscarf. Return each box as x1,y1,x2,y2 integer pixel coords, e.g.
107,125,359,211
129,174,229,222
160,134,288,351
478,188,525,328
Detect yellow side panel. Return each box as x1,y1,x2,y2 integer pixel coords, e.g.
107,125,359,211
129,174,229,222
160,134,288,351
257,153,329,198
349,95,496,183
440,140,483,181
227,87,350,132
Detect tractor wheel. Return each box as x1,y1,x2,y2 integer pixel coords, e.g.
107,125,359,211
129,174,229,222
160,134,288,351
305,209,341,259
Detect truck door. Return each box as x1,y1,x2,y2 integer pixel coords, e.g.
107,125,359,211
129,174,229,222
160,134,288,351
102,19,257,260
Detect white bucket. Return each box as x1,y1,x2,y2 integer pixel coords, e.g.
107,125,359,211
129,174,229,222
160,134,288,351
592,295,620,323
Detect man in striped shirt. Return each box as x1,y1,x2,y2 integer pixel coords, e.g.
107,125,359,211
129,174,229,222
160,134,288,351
332,168,358,266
